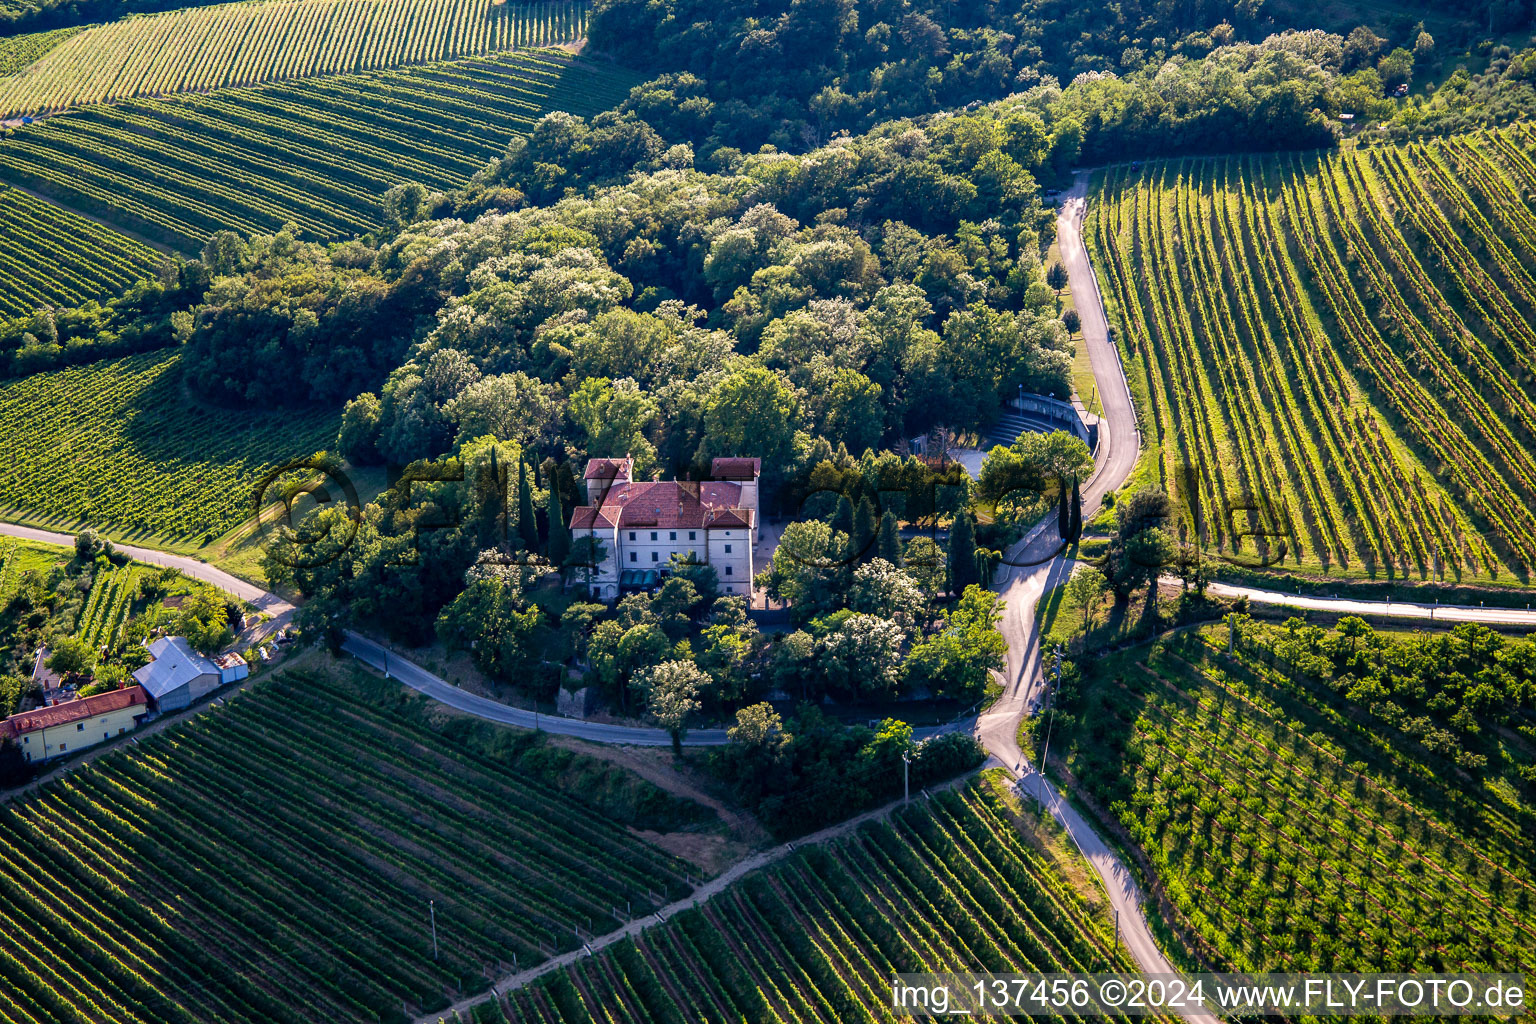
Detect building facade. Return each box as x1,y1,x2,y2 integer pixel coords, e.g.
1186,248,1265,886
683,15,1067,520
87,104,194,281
570,457,760,601
0,685,148,763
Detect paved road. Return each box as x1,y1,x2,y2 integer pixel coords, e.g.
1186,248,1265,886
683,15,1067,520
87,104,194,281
974,178,1195,996
1059,173,1140,514
340,633,731,747
0,522,295,626
1205,579,1536,626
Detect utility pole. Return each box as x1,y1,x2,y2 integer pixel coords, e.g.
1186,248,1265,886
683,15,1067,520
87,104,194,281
383,648,389,679
429,899,438,961
902,750,911,804
1114,909,1120,958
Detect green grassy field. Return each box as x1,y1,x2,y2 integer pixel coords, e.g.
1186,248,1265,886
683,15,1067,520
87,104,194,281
0,535,66,599
0,48,636,250
1089,128,1536,587
0,348,337,542
0,0,589,118
0,185,162,317
1058,621,1536,972
0,666,710,1024
450,775,1176,1024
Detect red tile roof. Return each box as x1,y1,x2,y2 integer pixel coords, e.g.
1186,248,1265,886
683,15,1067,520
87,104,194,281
570,480,754,532
0,686,147,739
706,509,751,529
584,457,633,481
710,457,761,480
569,504,620,531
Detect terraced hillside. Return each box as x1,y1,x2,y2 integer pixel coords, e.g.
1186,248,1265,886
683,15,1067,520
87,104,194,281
0,349,336,539
0,0,590,118
1062,623,1536,972
0,48,635,250
0,185,161,317
455,781,1168,1024
1089,128,1536,584
0,668,705,1024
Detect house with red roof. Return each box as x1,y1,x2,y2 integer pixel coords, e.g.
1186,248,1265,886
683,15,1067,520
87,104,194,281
570,457,761,601
0,685,148,764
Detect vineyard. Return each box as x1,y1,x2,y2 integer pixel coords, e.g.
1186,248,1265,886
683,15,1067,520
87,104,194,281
1062,625,1535,972
0,0,590,118
0,667,699,1024
0,348,336,539
0,48,634,250
0,26,75,78
1088,127,1536,584
0,186,161,317
76,566,137,649
455,780,1166,1024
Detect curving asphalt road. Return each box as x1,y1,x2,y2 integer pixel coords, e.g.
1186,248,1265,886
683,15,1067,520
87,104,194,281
974,174,1194,994
1059,173,1140,513
341,633,731,746
0,523,291,615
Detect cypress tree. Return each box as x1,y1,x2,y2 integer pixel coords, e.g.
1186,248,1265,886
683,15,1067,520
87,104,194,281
517,456,538,551
853,496,878,561
1058,482,1071,538
547,481,570,566
1070,476,1083,540
948,512,979,594
878,509,903,566
830,494,854,543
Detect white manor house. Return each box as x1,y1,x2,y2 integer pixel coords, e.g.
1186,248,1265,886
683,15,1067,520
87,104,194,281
570,457,761,601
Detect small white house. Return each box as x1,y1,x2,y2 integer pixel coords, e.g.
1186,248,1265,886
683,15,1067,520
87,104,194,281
132,637,247,713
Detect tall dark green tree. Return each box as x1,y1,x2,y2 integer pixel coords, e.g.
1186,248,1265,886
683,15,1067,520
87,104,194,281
1069,476,1083,540
1057,481,1071,538
547,483,570,566
853,496,878,561
948,512,980,594
830,495,854,544
878,509,903,566
518,456,539,551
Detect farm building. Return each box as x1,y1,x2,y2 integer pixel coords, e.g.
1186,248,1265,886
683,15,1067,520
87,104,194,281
0,685,148,763
132,636,248,712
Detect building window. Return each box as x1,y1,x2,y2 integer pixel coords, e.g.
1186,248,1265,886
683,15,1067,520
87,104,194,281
724,544,732,553
628,531,636,540
58,742,66,752
630,552,638,562
77,723,84,731
651,552,659,562
726,586,735,594
688,531,696,540
104,732,109,740
725,566,733,576
669,531,677,540
650,531,658,541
